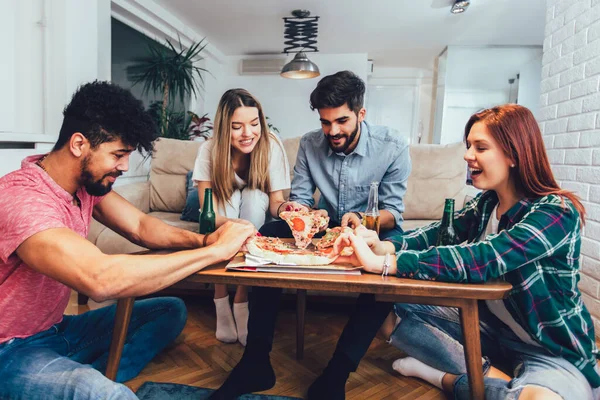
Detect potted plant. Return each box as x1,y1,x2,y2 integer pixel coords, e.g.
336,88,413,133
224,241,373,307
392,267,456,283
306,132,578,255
127,36,208,137
146,102,213,141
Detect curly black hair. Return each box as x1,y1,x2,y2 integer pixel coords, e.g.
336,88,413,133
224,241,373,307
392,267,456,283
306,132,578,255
309,70,365,114
53,81,158,155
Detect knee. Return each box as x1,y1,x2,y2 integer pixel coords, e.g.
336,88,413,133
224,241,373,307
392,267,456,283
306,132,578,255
241,189,269,209
100,382,137,400
69,368,137,399
159,297,188,334
518,385,563,400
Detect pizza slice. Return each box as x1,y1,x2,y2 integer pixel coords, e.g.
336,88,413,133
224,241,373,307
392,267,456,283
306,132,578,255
280,210,329,249
316,226,354,256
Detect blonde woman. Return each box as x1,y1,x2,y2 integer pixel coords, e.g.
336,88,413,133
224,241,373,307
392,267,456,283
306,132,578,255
192,89,295,346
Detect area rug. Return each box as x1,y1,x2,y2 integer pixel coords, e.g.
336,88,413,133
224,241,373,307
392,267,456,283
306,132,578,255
136,382,302,400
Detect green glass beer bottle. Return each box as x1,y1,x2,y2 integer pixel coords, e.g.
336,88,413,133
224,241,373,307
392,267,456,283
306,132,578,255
199,188,216,234
436,198,458,246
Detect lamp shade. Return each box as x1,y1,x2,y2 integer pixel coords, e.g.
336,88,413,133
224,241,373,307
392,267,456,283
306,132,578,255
280,52,320,79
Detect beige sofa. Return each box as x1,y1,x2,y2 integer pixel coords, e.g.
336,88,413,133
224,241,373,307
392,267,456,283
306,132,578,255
88,137,469,255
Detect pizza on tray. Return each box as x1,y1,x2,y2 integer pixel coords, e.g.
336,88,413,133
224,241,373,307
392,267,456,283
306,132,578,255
246,236,335,265
245,226,355,266
279,210,329,249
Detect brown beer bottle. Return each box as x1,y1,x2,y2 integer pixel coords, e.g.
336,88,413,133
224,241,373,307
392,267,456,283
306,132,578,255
363,181,381,235
436,198,458,246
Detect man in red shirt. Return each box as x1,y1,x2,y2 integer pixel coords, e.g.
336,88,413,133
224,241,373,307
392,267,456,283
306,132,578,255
0,81,255,399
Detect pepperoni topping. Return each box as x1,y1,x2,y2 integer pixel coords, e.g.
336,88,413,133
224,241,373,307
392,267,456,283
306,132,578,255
291,217,305,232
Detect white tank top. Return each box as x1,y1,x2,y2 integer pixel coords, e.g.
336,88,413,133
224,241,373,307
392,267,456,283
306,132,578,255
482,206,540,347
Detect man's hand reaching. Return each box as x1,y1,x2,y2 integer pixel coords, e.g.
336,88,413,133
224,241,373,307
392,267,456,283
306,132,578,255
341,212,362,229
207,221,257,260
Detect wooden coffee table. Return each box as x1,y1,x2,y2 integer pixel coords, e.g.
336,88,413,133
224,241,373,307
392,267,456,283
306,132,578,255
106,252,511,400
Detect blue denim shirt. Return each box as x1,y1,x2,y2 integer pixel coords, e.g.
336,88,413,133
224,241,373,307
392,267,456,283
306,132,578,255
290,121,411,227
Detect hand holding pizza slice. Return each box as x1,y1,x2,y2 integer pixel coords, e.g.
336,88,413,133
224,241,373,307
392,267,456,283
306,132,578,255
280,210,329,249
316,226,354,256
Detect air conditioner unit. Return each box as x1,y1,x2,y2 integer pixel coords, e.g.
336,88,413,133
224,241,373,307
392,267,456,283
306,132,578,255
367,60,374,76
239,58,287,75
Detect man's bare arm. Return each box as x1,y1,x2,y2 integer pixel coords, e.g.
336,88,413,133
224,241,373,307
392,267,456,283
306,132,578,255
379,210,396,230
93,191,204,249
16,222,255,302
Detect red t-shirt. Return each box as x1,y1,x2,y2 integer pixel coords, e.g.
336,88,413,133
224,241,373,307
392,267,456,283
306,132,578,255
0,155,104,344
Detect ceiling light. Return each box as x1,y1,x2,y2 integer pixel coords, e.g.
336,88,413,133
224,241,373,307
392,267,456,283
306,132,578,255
280,52,320,79
280,10,320,79
451,0,470,14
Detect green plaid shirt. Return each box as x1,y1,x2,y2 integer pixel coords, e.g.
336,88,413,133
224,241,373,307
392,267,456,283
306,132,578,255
388,191,600,386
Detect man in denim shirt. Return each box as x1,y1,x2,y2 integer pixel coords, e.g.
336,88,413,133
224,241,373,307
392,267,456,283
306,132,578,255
260,70,410,240
211,71,410,400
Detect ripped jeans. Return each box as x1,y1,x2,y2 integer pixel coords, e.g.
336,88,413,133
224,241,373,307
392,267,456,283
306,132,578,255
0,297,187,400
389,303,596,400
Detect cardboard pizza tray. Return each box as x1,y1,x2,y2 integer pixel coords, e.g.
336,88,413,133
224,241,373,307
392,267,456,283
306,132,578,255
225,255,362,275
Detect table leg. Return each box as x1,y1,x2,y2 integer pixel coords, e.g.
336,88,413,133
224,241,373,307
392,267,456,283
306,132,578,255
296,289,306,360
105,297,135,381
459,299,484,400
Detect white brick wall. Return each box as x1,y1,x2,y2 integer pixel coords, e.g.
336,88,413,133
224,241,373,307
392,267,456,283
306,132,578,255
542,0,600,336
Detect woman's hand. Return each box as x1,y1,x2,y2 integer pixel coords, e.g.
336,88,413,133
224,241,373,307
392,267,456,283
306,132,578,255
353,225,393,255
332,231,388,274
278,201,310,216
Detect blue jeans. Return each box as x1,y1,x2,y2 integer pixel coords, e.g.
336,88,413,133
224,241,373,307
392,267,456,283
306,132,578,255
390,303,595,400
0,297,187,400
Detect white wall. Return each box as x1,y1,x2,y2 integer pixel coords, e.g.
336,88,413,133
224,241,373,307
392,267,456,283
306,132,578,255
432,49,447,144
518,54,543,118
541,0,600,337
367,66,435,144
441,90,508,144
204,54,369,140
2,0,43,137
1,0,112,176
433,46,543,144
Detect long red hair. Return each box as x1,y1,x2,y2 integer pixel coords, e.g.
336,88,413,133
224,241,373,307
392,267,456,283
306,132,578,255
465,104,585,224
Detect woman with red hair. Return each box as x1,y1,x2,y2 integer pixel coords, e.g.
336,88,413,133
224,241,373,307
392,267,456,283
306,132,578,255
334,104,599,399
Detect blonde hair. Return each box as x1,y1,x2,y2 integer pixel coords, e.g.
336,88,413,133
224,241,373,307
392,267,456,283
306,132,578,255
211,88,272,206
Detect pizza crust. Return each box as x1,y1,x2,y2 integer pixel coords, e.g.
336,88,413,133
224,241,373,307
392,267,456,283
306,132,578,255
246,237,335,266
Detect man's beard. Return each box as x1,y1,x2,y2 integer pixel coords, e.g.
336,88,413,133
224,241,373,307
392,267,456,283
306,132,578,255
80,156,122,196
327,121,360,153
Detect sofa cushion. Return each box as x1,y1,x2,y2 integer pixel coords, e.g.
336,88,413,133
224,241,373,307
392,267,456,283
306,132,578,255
283,137,301,181
149,211,199,231
181,171,200,222
95,228,147,255
403,142,467,220
150,138,204,213
94,211,198,255
401,219,436,232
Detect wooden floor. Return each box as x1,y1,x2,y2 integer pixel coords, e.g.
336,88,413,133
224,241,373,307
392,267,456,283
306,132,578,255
66,292,445,399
